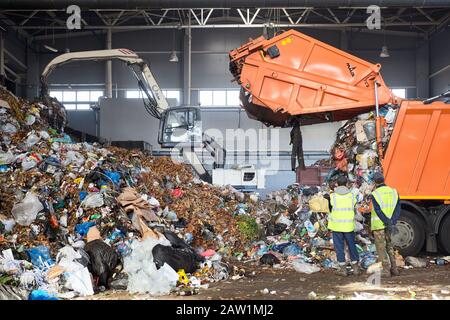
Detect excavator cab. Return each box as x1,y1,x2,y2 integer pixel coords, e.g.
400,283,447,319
158,106,202,148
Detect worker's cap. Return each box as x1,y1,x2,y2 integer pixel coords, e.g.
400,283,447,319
373,171,385,184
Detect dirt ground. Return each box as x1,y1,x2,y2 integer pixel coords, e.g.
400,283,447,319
79,264,450,300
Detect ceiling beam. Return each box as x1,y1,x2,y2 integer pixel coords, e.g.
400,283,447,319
19,10,38,26
15,21,440,30
416,7,435,22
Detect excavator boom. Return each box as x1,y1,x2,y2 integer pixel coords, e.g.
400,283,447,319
229,29,399,127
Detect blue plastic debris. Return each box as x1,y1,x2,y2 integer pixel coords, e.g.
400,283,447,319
29,290,58,300
360,252,377,269
272,242,291,252
51,134,72,144
26,246,54,269
282,243,302,257
75,221,96,236
104,170,121,185
79,191,88,201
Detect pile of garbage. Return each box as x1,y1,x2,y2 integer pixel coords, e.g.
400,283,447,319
245,106,405,273
0,88,260,299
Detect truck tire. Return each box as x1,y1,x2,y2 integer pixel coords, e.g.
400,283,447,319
391,210,425,257
438,214,450,254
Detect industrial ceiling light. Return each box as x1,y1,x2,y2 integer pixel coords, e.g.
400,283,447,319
169,51,179,62
169,28,179,63
44,44,58,53
380,45,390,58
380,29,390,58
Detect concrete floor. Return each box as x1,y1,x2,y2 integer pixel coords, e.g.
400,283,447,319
79,264,450,300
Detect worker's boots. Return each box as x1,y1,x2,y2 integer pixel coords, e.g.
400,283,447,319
388,253,400,276
351,261,362,276
335,264,348,277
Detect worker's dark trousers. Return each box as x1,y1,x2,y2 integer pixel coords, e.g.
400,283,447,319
332,231,359,264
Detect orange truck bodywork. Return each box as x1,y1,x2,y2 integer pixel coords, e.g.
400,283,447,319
384,100,450,201
229,29,399,126
230,29,450,201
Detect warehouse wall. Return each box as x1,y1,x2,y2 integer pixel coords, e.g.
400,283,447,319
430,26,450,96
36,28,424,96
2,31,28,96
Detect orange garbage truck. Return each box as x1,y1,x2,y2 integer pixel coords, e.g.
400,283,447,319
229,29,450,256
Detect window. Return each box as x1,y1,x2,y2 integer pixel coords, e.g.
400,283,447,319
126,89,181,105
49,89,104,110
199,90,241,106
392,88,406,99
227,90,240,106
165,90,180,105
126,90,142,99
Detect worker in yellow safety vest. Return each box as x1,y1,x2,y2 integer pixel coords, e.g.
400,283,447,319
326,176,361,277
370,171,401,277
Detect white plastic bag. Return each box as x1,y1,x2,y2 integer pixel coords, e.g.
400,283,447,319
11,192,43,226
25,133,40,148
1,123,17,134
384,108,396,124
57,246,94,296
64,151,85,167
82,193,104,208
21,157,38,171
39,131,50,140
123,236,179,295
292,259,321,274
276,215,293,227
0,151,14,165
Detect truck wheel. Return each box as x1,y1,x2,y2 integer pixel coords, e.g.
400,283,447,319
391,210,425,256
438,214,450,254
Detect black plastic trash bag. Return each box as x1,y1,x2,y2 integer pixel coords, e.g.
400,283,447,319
84,239,119,287
265,222,287,236
259,253,280,266
163,230,191,250
152,244,201,274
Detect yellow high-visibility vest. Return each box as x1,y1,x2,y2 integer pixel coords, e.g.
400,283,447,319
328,192,356,232
371,186,399,231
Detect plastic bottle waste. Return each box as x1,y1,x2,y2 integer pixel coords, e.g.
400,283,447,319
11,192,43,226
25,114,36,126
304,220,317,237
435,258,447,266
184,232,193,244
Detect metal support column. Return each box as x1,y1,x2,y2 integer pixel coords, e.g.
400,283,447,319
183,13,192,105
0,32,5,85
105,28,112,98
